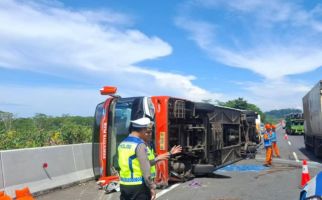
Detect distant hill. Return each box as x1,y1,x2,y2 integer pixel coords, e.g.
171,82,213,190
265,108,302,121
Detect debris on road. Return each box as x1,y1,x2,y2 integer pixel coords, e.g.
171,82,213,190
188,180,202,188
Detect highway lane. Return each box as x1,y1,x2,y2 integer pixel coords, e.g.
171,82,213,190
157,127,322,200
158,160,304,200
37,157,322,200
37,123,322,200
275,124,322,163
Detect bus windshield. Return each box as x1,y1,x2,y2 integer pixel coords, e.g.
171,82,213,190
109,97,146,174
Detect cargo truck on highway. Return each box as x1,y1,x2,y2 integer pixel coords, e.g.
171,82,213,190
302,80,322,157
92,86,258,187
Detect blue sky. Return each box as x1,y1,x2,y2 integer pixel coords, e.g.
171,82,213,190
1,0,322,117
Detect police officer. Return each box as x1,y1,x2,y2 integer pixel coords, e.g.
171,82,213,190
118,117,156,200
144,129,182,180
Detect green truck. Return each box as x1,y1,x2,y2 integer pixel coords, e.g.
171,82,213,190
284,113,304,135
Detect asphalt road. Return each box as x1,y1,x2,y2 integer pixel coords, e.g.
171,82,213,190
37,124,322,200
272,124,322,163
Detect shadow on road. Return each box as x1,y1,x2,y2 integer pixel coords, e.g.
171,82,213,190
206,173,232,179
298,147,322,163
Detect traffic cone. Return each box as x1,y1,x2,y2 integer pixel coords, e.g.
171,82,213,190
301,160,310,188
284,134,288,140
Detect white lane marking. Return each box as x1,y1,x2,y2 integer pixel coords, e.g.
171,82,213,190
288,141,292,146
293,152,300,162
156,183,181,199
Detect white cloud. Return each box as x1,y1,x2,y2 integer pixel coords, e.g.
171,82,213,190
238,78,311,111
212,45,322,79
0,0,171,73
124,66,223,101
0,80,223,117
175,0,322,111
175,17,215,48
177,0,322,79
2,0,316,116
0,0,224,116
196,0,311,25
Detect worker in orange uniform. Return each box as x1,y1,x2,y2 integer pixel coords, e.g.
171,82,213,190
271,124,280,158
263,124,272,167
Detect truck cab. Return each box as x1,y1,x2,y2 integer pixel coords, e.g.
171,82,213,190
284,113,304,135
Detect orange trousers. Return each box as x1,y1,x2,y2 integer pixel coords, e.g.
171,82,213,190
272,142,280,157
265,147,272,165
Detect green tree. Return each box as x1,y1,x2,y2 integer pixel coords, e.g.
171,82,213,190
0,111,14,131
61,123,91,144
0,113,93,150
219,98,266,122
33,113,49,131
265,108,302,119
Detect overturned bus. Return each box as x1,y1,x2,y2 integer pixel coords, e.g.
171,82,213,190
92,86,258,186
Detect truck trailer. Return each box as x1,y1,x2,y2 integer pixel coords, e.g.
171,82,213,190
302,80,322,157
92,86,258,186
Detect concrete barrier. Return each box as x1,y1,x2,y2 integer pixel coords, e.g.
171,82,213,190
0,143,94,197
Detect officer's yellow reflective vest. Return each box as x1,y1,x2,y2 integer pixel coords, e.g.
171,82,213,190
147,146,156,179
118,136,145,185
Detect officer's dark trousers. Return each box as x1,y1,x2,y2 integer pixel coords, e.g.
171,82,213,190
120,184,151,200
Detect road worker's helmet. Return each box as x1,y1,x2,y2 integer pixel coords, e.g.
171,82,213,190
265,124,271,129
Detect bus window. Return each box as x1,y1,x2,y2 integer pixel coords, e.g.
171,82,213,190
108,97,142,174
